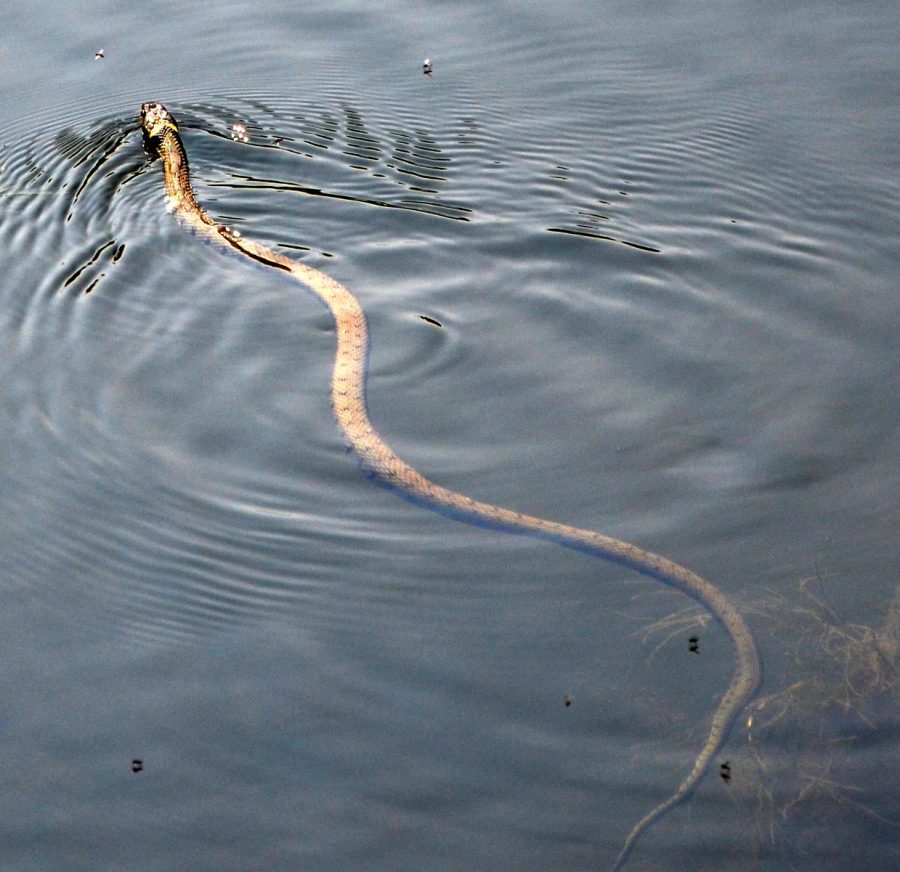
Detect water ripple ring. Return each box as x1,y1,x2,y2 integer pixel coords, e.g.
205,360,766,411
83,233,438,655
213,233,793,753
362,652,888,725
139,101,760,870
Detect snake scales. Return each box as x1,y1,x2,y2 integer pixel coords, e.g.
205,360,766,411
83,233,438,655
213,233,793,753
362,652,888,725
139,101,760,869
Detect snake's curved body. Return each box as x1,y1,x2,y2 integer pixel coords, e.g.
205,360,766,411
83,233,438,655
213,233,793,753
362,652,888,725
139,102,760,870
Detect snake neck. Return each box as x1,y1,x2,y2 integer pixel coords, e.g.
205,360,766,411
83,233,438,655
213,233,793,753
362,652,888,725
155,127,208,221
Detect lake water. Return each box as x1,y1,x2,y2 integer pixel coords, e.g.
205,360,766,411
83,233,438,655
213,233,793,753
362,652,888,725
0,1,897,870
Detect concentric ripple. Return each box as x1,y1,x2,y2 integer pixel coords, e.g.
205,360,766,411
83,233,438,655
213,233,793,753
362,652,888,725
1,68,894,663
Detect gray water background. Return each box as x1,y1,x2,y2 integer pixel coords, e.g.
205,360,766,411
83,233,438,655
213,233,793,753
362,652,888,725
0,1,897,870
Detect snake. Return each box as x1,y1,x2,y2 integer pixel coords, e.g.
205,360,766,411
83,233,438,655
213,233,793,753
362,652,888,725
139,101,760,870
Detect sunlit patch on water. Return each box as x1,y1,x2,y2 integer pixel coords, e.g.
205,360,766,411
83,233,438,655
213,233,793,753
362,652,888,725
230,122,249,143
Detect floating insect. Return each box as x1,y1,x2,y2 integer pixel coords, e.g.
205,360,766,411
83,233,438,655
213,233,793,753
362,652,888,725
688,635,700,654
719,760,731,784
423,58,433,76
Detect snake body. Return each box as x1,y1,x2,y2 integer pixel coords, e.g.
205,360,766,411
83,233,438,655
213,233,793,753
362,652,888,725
139,101,760,869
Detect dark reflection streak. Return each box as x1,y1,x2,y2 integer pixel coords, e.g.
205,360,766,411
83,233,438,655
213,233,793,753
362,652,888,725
547,227,660,253
346,134,381,147
54,130,93,163
304,132,337,145
208,177,472,221
237,97,287,119
409,148,450,165
22,149,46,186
54,120,127,169
346,147,381,160
309,115,338,129
66,127,132,221
63,239,116,288
344,137,380,149
394,158,447,177
395,199,472,216
387,150,446,178
278,242,315,254
342,149,380,162
306,124,338,138
397,199,468,219
577,210,610,221
118,159,159,195
392,149,448,171
388,164,447,183
412,144,448,159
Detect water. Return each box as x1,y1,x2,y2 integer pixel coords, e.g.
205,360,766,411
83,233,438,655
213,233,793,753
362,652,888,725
0,2,897,870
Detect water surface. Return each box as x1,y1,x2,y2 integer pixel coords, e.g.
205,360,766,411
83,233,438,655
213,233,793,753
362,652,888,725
0,2,897,870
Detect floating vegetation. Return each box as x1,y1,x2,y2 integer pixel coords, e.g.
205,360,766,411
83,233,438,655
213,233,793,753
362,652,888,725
641,576,898,868
750,577,897,733
739,577,899,865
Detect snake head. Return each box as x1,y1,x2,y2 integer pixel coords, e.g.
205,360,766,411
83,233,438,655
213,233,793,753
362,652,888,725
140,101,177,152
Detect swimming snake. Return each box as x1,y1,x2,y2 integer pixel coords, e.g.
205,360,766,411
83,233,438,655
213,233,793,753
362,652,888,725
139,101,760,869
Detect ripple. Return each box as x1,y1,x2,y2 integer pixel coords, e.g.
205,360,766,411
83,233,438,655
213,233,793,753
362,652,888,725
1,64,893,649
